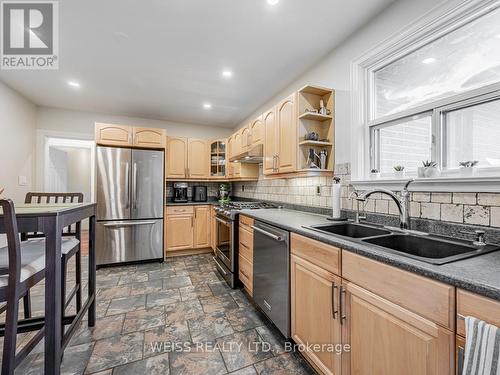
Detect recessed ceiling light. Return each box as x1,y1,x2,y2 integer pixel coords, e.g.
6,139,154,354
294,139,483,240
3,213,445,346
422,57,436,64
203,103,212,109
67,80,81,88
222,70,233,78
267,0,279,5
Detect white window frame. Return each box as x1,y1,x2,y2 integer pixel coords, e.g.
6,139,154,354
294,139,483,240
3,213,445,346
350,0,500,192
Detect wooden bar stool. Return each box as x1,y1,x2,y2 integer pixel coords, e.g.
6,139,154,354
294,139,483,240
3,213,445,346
0,199,46,375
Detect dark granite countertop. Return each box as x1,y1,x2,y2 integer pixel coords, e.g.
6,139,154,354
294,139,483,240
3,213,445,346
240,208,500,301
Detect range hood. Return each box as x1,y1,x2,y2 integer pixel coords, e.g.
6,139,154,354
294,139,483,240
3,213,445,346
230,143,263,163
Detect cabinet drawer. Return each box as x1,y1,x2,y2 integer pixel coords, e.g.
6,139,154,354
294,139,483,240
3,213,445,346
342,251,455,329
291,233,340,275
239,215,254,230
239,254,253,295
457,289,500,337
167,206,194,216
239,228,253,260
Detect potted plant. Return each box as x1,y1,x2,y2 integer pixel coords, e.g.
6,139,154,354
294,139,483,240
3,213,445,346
459,161,479,177
418,160,441,178
369,168,381,180
393,165,405,178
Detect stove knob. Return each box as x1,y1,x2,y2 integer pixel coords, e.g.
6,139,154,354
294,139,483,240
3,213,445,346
224,210,231,216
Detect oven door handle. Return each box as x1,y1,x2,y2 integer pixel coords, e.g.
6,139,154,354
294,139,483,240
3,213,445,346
216,217,232,226
213,256,227,275
251,225,284,241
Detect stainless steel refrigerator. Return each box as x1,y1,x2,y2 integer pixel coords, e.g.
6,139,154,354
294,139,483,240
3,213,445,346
96,146,164,266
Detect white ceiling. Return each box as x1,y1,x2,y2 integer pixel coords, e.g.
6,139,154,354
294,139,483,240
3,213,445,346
0,0,394,128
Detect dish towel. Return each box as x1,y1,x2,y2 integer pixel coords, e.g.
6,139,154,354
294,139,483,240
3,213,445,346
462,316,500,375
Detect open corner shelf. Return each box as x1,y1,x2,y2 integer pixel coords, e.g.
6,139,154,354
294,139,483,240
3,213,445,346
298,112,333,121
298,85,333,96
298,140,333,147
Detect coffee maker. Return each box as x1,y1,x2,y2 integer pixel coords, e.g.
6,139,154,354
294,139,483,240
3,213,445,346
172,182,188,203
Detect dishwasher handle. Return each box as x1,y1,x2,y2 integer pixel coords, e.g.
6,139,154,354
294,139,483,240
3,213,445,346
251,225,284,242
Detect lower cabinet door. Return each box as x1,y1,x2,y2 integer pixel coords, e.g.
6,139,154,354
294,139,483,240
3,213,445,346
193,206,210,248
166,215,193,251
291,254,342,375
341,281,454,375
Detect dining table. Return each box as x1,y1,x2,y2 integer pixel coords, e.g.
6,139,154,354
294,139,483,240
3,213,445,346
0,202,97,375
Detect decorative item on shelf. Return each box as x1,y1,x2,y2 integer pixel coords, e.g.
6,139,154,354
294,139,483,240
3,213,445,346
418,160,441,178
370,169,381,180
304,108,319,114
318,99,331,116
459,160,479,177
393,165,405,179
304,132,319,141
306,149,321,169
319,150,328,170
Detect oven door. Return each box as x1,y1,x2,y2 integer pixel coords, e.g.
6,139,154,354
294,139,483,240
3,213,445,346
215,215,234,271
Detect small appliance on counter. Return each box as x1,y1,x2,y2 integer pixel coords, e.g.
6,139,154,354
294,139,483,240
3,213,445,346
172,182,188,203
193,185,207,202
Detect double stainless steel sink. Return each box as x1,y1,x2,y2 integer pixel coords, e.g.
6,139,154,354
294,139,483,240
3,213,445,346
308,222,500,265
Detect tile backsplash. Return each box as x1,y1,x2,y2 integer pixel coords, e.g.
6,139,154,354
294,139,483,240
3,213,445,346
232,163,500,228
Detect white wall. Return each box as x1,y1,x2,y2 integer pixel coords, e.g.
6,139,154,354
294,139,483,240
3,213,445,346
234,0,439,164
0,81,37,202
37,107,233,138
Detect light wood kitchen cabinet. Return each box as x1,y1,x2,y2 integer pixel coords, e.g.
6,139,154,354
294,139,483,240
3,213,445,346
188,139,209,178
249,116,264,146
456,289,500,337
233,130,242,157
277,93,297,173
341,281,454,375
210,206,217,252
291,254,342,375
95,123,167,148
133,127,166,148
95,123,133,146
263,108,278,175
166,214,194,251
240,125,251,152
193,206,210,248
166,205,211,254
166,137,188,179
239,215,254,295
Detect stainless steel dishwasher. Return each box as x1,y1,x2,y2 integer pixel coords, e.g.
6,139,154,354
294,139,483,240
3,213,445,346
252,220,290,338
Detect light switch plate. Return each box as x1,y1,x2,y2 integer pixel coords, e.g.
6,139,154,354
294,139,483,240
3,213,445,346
18,175,27,186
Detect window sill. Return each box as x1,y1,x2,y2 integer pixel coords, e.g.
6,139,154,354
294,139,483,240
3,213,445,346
351,176,500,193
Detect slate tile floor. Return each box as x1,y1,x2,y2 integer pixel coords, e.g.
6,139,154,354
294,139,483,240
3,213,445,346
0,253,316,374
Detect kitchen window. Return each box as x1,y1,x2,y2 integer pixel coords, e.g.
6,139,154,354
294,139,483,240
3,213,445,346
360,1,500,178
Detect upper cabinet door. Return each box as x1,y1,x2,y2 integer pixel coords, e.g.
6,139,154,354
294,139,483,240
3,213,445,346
233,131,242,157
249,116,264,146
133,127,166,148
241,126,250,152
95,123,132,146
188,139,208,178
341,281,454,375
263,108,277,175
166,137,187,179
277,93,297,173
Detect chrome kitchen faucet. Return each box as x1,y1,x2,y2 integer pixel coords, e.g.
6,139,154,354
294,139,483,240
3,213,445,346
352,180,413,230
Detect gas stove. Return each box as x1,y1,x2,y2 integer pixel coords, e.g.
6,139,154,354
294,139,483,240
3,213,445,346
214,201,278,220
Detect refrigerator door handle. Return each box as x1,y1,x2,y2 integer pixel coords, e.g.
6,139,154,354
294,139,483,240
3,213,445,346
103,221,157,227
132,162,138,210
125,162,130,209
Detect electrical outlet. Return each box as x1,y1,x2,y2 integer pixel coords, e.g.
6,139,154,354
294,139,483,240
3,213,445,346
18,175,27,186
241,185,245,192
316,186,321,196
